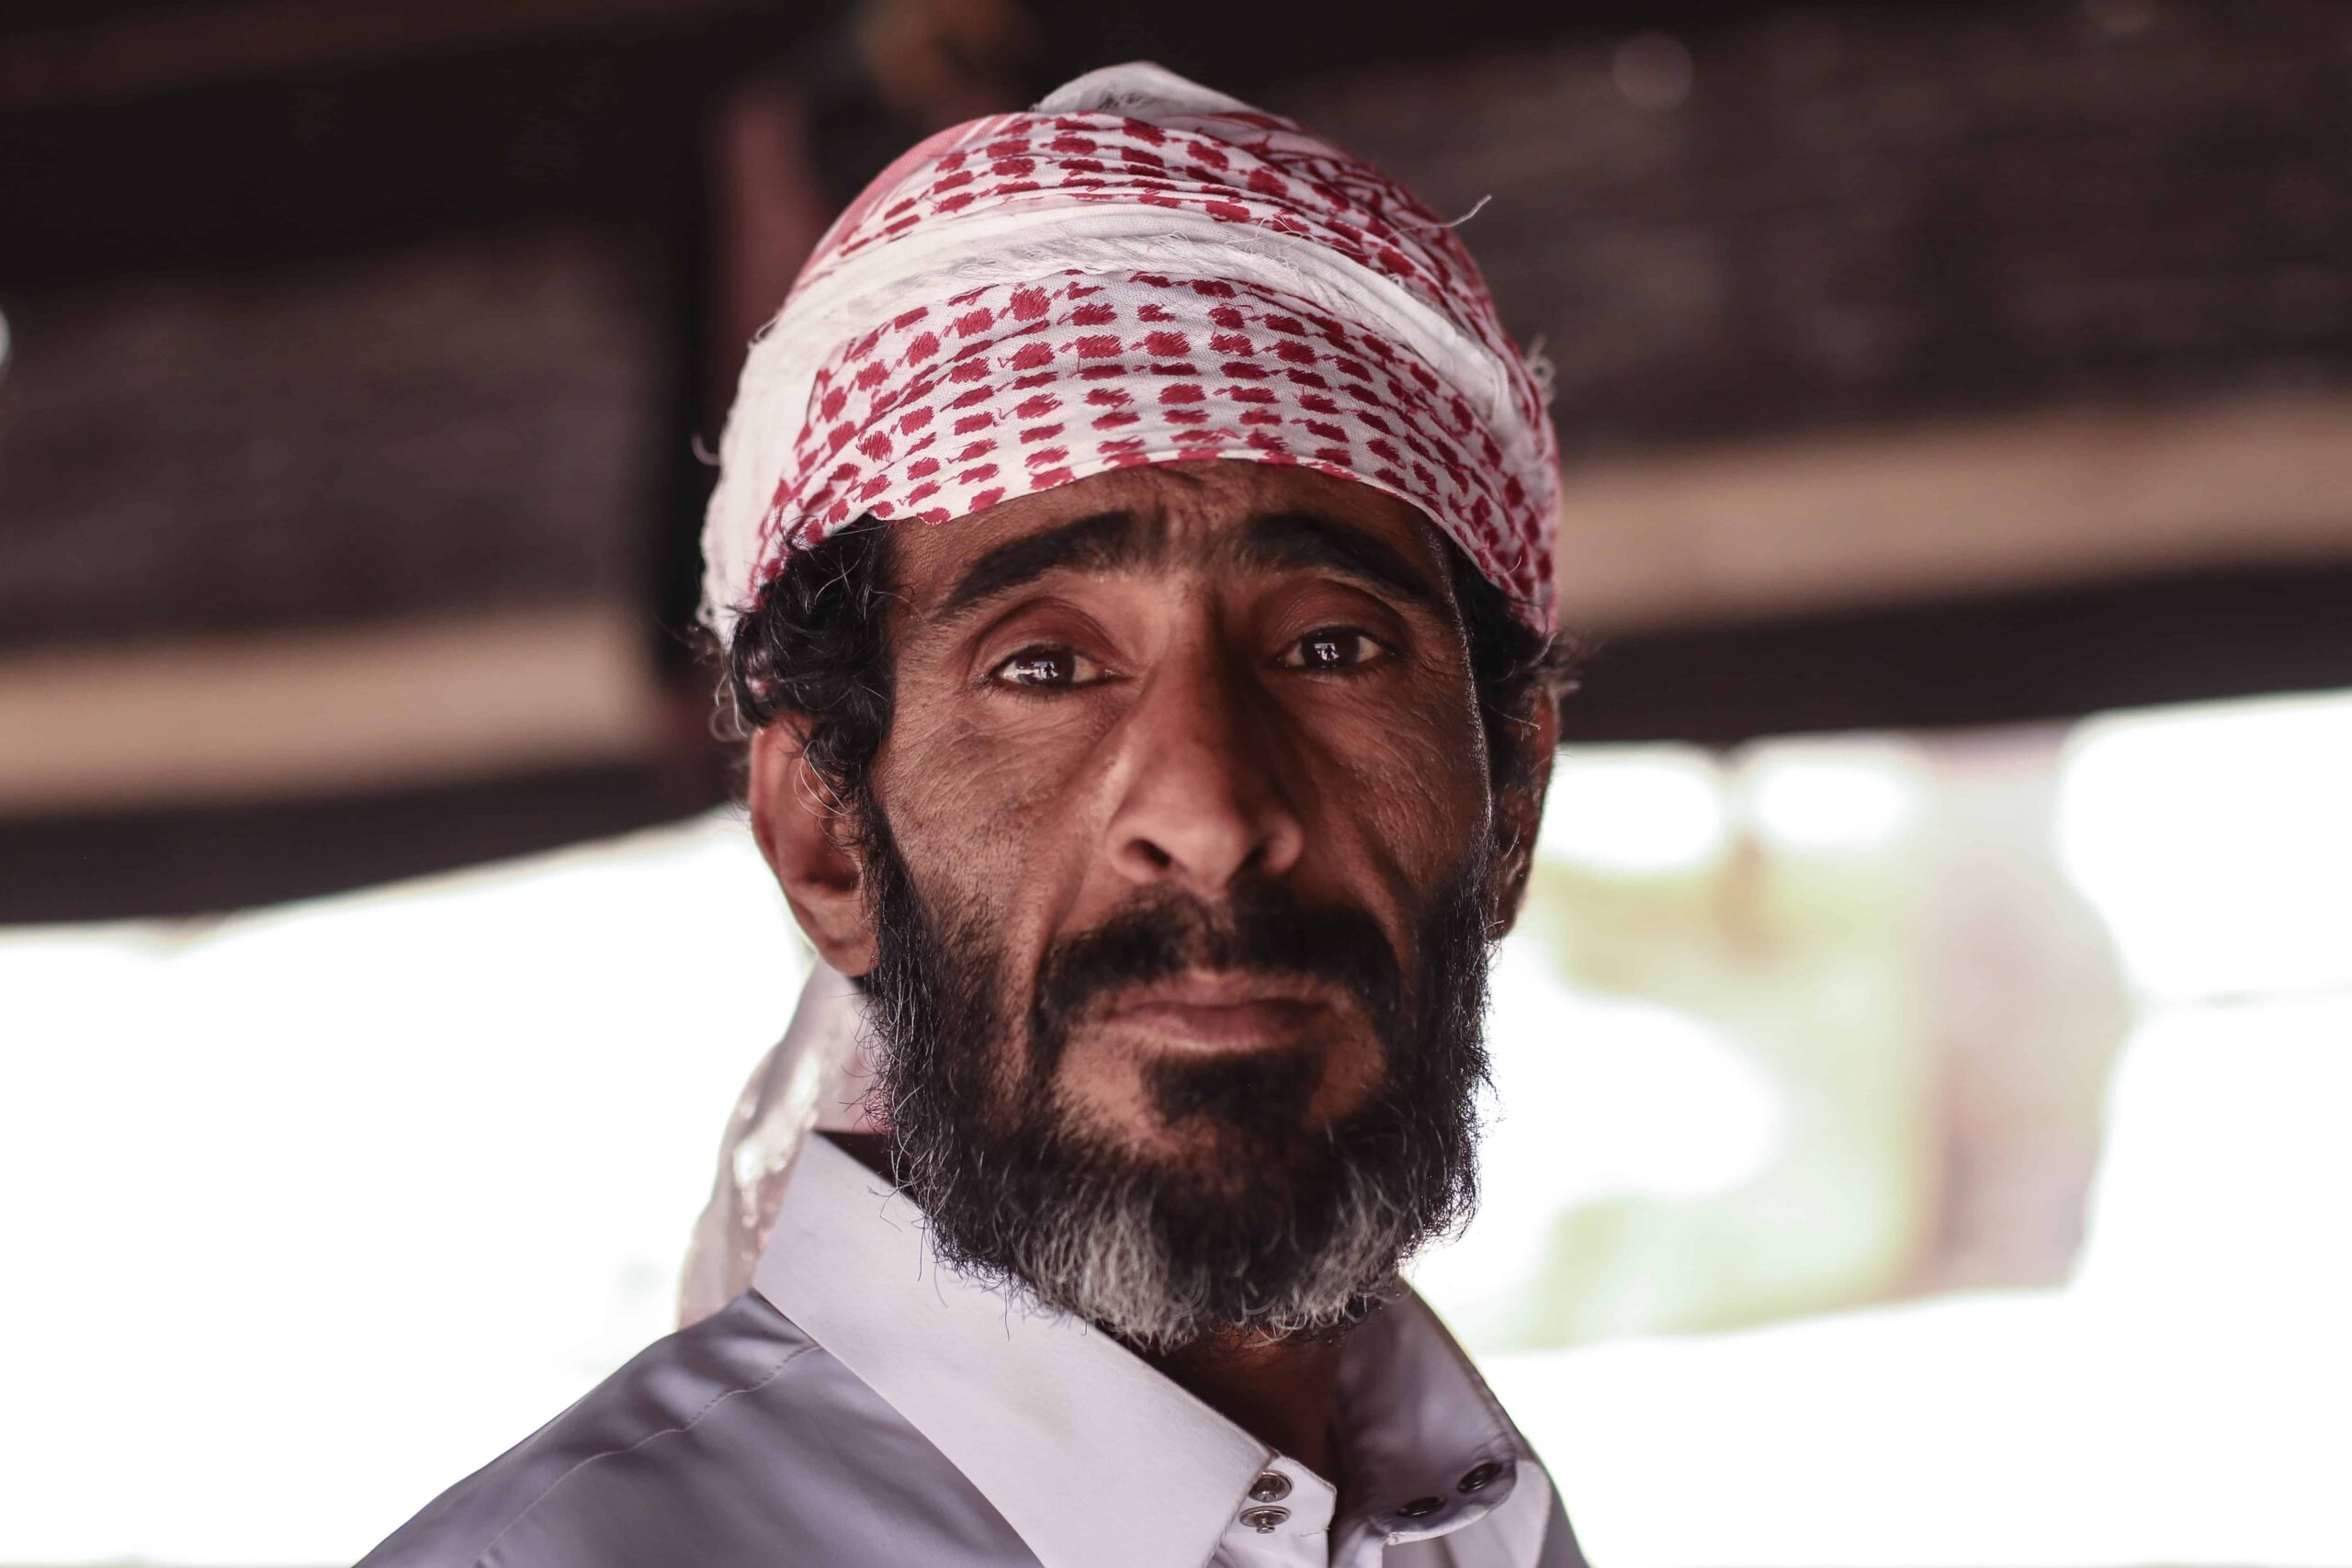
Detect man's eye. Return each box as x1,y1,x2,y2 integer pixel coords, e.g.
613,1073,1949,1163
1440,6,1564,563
1278,627,1388,672
989,645,1102,689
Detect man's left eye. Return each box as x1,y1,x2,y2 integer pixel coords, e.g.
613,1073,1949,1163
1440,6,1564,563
1277,627,1388,671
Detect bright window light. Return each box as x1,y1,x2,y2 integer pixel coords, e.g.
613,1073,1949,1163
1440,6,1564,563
1540,746,1729,874
1485,998,2352,1568
0,813,804,1566
2057,688,2352,1001
1414,938,1788,1342
1742,739,1926,853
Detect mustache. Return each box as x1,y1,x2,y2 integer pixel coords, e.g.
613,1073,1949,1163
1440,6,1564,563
1029,881,1406,1064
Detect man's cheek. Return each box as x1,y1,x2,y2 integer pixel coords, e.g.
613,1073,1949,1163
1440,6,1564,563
1355,747,1489,895
1308,1027,1386,1123
1309,680,1483,811
904,706,1094,863
884,737,1048,896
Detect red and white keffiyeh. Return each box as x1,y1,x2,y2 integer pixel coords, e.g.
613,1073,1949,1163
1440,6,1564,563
698,62,1560,639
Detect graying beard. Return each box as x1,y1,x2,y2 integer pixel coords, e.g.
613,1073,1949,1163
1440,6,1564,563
859,807,1494,1351
976,1148,1426,1352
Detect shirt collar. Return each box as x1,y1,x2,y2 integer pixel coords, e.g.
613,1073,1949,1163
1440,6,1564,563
753,1132,1546,1568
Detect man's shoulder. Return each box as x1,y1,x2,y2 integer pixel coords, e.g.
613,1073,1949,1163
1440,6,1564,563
357,1290,1023,1568
357,1292,821,1567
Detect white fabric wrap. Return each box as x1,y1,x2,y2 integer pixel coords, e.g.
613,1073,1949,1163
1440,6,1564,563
695,62,1556,644
678,961,876,1325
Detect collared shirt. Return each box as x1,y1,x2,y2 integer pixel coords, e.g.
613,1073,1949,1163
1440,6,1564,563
361,1134,1588,1568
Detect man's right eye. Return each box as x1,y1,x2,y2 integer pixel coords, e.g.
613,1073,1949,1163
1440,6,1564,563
989,645,1103,690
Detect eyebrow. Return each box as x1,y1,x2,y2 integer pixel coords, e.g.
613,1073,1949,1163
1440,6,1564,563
939,510,1156,619
931,503,1445,624
1231,511,1445,615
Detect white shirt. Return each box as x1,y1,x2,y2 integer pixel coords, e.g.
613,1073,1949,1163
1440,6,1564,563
362,1134,1588,1568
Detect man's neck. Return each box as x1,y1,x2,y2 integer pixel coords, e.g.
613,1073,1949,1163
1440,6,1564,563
1143,1330,1346,1480
817,1130,1349,1477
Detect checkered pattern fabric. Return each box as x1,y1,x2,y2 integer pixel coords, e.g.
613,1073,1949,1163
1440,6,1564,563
700,62,1559,638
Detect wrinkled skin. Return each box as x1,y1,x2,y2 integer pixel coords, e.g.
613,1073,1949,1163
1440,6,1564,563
751,460,1555,1184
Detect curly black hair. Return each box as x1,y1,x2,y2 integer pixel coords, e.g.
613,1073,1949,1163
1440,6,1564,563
720,514,1577,823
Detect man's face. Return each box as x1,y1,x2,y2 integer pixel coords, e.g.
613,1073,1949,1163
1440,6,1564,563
803,460,1530,1344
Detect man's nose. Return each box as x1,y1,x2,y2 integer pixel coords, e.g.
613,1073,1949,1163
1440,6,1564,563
1105,657,1306,896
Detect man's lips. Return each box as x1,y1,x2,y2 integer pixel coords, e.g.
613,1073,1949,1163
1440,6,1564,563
1095,972,1337,1051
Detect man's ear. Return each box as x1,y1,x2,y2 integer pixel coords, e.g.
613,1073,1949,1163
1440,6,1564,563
1488,694,1559,939
748,722,878,977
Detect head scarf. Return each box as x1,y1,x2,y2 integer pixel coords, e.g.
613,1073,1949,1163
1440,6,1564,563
698,61,1559,642
682,62,1558,1325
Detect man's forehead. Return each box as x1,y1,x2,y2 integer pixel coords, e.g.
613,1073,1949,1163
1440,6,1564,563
889,460,1454,608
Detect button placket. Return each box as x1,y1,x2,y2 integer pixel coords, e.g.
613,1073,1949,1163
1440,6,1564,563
1229,1455,1332,1557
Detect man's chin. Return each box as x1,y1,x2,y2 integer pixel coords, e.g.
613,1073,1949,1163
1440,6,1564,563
1108,1120,1334,1207
1041,1042,1353,1189
1141,1038,1326,1134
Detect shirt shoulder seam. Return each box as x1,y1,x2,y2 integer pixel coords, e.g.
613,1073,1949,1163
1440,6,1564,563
465,1338,822,1568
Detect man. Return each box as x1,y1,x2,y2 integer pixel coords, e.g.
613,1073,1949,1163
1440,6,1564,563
364,62,1582,1568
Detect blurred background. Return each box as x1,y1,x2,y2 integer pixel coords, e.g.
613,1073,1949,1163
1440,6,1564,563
2,1,2347,1563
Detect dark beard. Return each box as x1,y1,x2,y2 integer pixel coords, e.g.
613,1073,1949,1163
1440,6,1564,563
855,808,1498,1351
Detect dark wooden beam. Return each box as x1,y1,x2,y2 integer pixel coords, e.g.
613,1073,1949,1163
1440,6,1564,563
1564,560,2352,745
0,760,725,924
0,0,815,112
0,18,818,288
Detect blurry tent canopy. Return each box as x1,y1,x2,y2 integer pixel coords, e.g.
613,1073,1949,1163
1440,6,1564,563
6,0,2352,919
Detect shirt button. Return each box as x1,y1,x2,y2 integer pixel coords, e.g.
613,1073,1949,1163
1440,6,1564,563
1239,1505,1290,1533
1248,1471,1294,1503
1396,1495,1444,1519
1458,1460,1510,1494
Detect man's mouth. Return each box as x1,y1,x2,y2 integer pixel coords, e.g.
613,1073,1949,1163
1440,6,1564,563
1096,971,1338,1051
